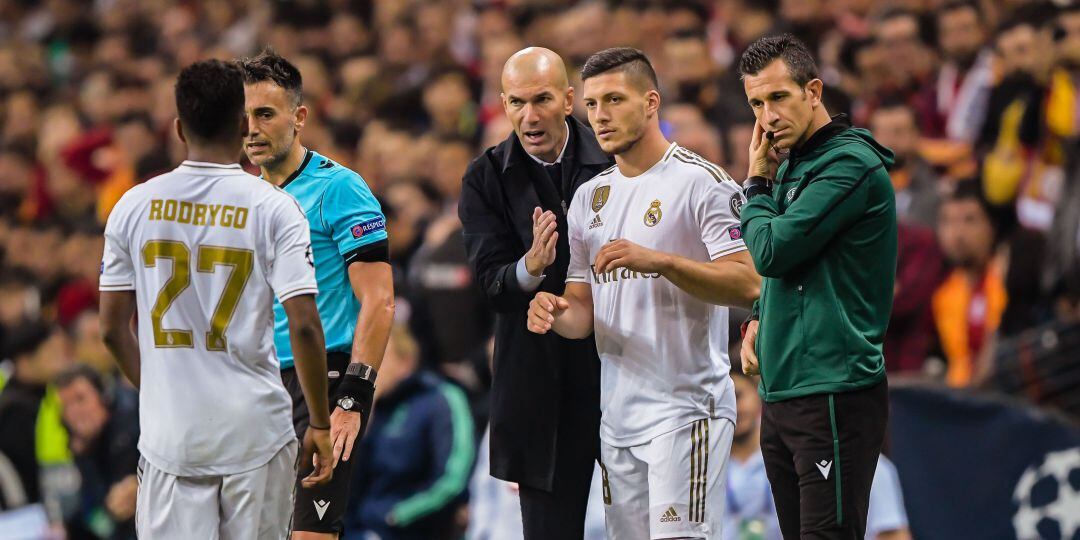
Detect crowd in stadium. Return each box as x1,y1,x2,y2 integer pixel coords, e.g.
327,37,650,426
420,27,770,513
0,0,1077,538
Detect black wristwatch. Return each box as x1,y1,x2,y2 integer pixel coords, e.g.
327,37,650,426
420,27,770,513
336,363,377,419
743,175,773,199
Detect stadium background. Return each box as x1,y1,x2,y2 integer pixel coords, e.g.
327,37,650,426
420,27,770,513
0,0,1078,538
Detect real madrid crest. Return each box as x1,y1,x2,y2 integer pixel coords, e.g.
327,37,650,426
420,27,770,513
644,199,663,227
591,185,610,212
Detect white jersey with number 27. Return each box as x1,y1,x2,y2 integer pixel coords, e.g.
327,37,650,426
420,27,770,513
100,161,317,476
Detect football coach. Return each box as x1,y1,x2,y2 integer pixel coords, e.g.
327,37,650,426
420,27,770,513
458,47,613,538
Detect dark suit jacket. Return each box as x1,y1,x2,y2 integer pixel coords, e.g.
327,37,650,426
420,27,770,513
459,116,613,490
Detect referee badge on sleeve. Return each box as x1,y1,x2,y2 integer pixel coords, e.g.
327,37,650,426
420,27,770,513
350,217,386,239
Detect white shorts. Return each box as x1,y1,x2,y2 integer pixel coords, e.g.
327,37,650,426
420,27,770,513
600,417,734,539
136,439,297,540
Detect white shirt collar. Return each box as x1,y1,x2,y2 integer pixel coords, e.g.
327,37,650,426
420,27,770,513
526,121,570,166
180,160,242,170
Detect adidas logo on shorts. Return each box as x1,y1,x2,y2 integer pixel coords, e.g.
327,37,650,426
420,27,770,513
659,506,682,523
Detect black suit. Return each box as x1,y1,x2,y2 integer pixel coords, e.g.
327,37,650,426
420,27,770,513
459,116,612,538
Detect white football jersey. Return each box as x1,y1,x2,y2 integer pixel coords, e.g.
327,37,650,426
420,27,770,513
100,161,316,476
566,143,745,447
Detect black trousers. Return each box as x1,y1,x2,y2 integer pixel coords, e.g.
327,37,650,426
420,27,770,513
517,373,599,540
761,380,888,539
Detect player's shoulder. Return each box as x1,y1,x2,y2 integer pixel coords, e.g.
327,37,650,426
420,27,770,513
668,146,738,188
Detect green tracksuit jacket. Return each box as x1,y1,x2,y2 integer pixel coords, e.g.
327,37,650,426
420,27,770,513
740,116,896,402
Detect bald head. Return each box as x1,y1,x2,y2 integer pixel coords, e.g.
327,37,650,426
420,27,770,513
501,47,569,91
500,47,574,162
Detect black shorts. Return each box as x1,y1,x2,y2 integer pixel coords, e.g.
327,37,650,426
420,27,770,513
760,380,888,539
280,352,355,534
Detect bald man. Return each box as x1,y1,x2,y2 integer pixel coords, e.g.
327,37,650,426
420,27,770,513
459,47,613,539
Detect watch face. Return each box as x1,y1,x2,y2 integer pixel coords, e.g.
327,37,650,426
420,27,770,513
340,397,355,410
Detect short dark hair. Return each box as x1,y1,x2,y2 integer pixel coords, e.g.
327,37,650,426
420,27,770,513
738,34,819,88
237,48,304,107
174,59,245,143
55,364,106,397
939,0,984,24
581,47,659,90
944,179,994,223
4,322,51,361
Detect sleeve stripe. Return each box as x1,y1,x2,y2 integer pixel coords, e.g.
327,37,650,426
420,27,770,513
389,383,476,525
99,284,135,290
276,285,319,302
710,244,748,260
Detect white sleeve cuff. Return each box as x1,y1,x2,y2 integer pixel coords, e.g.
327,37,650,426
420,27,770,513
516,256,545,292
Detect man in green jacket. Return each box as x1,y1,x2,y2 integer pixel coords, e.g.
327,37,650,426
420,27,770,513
737,34,896,539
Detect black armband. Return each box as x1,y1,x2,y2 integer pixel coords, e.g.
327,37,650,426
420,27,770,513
343,239,390,266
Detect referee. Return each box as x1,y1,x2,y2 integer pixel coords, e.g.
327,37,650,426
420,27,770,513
240,50,395,539
737,35,895,539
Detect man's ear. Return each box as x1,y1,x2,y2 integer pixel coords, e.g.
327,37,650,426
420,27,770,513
806,79,824,109
295,105,308,132
174,118,186,144
646,89,661,117
564,86,574,117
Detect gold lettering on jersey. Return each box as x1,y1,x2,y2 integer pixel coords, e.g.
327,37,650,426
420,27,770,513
220,206,235,227
589,264,661,284
177,201,193,224
163,199,178,221
644,199,662,227
147,199,248,229
192,204,207,226
233,207,248,229
591,185,610,212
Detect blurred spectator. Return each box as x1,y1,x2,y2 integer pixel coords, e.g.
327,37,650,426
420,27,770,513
870,100,940,228
347,325,474,540
932,181,1007,387
886,222,946,374
0,323,74,514
56,364,138,540
920,1,994,143
406,138,493,398
981,4,1062,231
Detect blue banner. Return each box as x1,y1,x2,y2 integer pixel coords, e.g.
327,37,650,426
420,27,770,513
889,383,1080,540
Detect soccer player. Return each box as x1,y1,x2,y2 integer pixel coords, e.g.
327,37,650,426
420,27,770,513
528,47,761,539
239,50,395,539
98,59,333,539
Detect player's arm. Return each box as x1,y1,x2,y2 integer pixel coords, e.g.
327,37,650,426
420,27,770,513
652,249,760,308
266,193,333,486
100,291,141,388
99,200,140,388
281,294,330,428
527,282,594,339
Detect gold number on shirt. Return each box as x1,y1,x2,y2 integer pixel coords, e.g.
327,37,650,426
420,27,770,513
142,241,254,350
197,245,254,351
142,240,193,348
